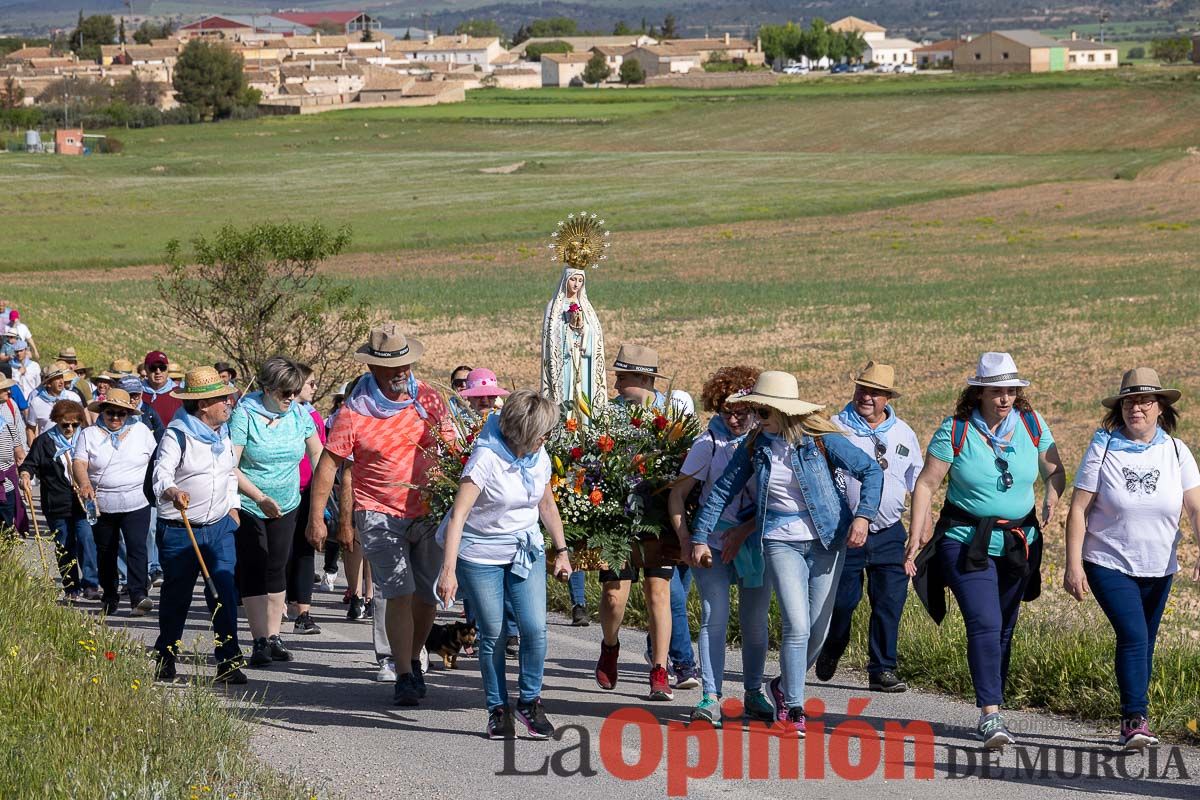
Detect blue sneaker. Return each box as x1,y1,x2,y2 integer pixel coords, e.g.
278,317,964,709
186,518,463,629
690,694,721,727
744,689,775,722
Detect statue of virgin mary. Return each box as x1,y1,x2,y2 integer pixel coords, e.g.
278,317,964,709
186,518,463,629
541,267,606,414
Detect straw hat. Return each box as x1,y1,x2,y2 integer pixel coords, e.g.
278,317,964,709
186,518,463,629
458,368,510,398
167,361,185,380
41,360,77,385
170,366,238,400
56,347,88,371
966,352,1029,388
353,322,424,367
93,372,117,385
1102,367,1181,409
0,377,16,392
110,358,136,375
88,387,141,414
726,370,824,417
611,343,670,380
853,361,900,398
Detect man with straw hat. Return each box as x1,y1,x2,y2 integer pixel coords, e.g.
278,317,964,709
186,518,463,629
307,322,454,706
151,366,247,684
25,360,81,439
56,346,95,403
817,361,924,693
595,343,699,701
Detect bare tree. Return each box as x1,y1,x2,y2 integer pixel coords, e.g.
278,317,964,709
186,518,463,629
157,221,373,400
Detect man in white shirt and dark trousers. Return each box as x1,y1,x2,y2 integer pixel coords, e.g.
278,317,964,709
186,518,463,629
151,367,247,685
817,362,924,692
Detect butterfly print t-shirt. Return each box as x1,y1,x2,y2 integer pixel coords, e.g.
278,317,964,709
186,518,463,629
1075,433,1200,577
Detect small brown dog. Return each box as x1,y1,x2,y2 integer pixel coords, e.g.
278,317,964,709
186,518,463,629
425,621,477,669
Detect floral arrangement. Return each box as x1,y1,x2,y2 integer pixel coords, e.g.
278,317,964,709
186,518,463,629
421,400,699,571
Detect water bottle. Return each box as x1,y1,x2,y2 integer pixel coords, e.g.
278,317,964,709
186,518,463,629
84,498,99,526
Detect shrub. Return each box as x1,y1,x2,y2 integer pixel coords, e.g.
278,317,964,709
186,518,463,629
525,40,573,61
618,58,645,85
1127,46,1145,59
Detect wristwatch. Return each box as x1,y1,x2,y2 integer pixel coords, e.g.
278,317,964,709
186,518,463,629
549,545,569,556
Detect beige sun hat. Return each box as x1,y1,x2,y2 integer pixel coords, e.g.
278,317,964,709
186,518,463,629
1102,367,1182,409
167,361,185,380
853,361,900,398
611,343,670,380
87,387,141,414
353,322,425,367
170,366,238,400
110,358,136,375
726,370,824,417
57,347,88,372
41,360,78,385
0,377,17,391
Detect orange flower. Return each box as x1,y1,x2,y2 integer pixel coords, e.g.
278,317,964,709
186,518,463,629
631,453,647,475
589,489,603,506
565,417,579,432
573,469,587,494
597,435,615,453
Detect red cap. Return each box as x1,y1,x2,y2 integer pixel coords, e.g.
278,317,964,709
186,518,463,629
144,350,168,368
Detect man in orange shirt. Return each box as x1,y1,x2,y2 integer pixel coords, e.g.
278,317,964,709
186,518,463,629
307,323,454,706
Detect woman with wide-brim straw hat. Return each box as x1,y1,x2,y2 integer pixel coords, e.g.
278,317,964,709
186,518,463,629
905,352,1065,750
72,387,158,616
692,370,883,734
1063,367,1200,750
150,365,248,684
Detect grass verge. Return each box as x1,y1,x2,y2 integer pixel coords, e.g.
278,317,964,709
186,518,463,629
0,535,313,800
549,566,1200,743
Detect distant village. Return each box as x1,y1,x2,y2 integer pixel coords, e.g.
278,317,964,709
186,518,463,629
0,9,1134,122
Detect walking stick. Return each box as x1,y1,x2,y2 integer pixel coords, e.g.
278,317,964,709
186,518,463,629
179,499,220,602
20,482,50,578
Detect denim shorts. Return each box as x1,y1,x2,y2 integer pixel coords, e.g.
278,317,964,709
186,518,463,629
353,511,440,602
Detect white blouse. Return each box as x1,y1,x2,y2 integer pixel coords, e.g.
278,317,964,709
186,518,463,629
74,423,156,514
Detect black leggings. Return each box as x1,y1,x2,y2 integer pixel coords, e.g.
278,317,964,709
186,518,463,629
285,487,315,605
93,505,151,606
235,508,297,598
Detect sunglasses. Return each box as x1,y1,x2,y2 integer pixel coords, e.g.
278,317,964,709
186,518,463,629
147,364,168,373
58,422,80,431
871,438,889,470
721,405,754,419
278,389,299,399
451,379,468,389
104,409,130,418
995,457,1014,490
753,407,771,420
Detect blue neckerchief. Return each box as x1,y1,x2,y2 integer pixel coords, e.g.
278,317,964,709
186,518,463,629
239,390,293,421
1093,426,1167,455
969,408,1019,459
49,426,78,460
837,402,896,443
344,372,427,420
473,412,541,500
96,414,140,449
460,524,542,579
35,386,61,405
142,379,177,398
169,407,228,456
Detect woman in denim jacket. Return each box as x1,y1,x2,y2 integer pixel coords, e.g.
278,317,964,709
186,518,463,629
691,371,883,735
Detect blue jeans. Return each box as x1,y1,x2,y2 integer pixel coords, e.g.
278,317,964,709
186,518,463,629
0,489,15,528
49,514,99,590
463,594,518,638
569,569,586,606
457,549,548,710
823,521,909,673
693,545,771,696
1084,561,1173,718
936,537,1031,707
154,515,242,666
764,537,846,709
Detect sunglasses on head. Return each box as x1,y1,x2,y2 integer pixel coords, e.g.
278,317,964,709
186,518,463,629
995,457,1014,490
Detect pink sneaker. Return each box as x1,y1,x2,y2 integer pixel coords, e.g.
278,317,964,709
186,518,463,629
1119,716,1158,750
768,676,787,723
786,707,807,738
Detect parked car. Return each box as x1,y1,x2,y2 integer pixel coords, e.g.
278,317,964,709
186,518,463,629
874,63,894,73
830,63,850,74
895,63,917,74
783,65,810,75
848,63,866,73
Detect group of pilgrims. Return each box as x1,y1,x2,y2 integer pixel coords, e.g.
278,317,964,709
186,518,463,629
2,259,1197,753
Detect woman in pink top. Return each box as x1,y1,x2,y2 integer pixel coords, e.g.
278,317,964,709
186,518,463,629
286,365,327,635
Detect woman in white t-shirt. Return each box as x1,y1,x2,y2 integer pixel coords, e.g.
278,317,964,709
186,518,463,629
668,365,774,727
436,389,571,742
1064,368,1200,751
72,388,157,617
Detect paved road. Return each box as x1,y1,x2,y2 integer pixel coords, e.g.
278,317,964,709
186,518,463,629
75,557,1198,800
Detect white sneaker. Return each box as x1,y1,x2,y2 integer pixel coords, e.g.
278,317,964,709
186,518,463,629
322,571,337,592
419,646,429,675
376,658,397,683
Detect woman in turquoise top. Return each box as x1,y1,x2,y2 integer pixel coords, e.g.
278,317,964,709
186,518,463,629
230,356,323,668
904,353,1064,750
